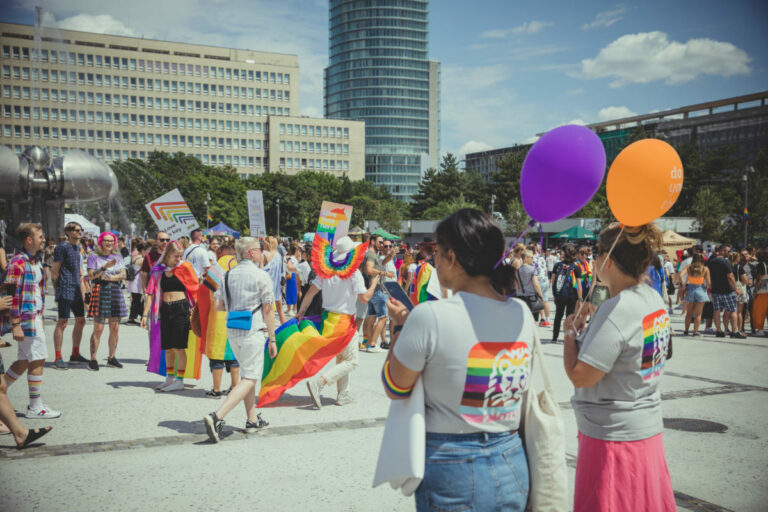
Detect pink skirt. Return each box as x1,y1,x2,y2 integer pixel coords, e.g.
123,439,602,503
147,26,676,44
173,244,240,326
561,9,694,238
574,431,675,512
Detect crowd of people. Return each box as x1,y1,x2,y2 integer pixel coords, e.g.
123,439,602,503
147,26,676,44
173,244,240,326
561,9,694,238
0,212,762,511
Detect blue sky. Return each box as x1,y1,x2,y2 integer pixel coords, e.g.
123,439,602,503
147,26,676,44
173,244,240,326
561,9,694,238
3,0,766,159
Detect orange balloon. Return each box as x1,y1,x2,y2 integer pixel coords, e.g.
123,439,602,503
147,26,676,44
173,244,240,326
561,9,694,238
607,139,683,226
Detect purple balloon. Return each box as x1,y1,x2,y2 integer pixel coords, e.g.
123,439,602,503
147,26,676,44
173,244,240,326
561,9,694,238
520,125,606,223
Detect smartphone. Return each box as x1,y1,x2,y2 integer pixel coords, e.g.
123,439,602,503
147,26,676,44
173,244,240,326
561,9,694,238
383,281,415,311
4,283,15,296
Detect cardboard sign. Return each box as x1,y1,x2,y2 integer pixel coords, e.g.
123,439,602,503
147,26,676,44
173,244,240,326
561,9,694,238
145,188,199,239
316,201,353,245
247,190,267,238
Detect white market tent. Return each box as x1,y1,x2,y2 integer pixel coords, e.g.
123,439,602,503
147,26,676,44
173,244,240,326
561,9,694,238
64,213,101,236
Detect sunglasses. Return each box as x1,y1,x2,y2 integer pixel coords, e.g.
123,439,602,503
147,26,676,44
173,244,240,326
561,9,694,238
157,238,170,242
69,228,82,233
383,245,392,248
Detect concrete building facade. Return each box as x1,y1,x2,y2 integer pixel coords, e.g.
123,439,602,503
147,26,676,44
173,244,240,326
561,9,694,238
324,0,440,200
0,22,364,179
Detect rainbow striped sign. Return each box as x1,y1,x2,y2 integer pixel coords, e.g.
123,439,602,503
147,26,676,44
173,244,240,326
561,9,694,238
145,188,199,238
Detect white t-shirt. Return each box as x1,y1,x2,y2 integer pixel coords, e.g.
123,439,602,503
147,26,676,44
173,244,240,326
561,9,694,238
572,284,670,441
296,260,311,285
381,256,397,283
208,249,217,266
311,270,367,315
407,263,417,279
394,292,535,434
183,244,210,278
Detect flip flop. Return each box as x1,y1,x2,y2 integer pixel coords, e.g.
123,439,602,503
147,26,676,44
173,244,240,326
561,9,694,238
0,341,11,348
18,426,52,449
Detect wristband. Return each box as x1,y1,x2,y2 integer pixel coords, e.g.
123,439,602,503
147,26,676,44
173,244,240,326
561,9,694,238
381,360,413,397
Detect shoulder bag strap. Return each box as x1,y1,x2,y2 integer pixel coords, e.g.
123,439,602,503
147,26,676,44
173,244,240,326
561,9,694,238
225,270,231,312
531,328,555,396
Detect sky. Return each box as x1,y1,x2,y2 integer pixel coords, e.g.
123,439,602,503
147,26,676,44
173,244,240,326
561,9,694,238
2,0,767,160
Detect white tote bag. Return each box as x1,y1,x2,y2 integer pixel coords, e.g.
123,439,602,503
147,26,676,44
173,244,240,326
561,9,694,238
521,331,569,511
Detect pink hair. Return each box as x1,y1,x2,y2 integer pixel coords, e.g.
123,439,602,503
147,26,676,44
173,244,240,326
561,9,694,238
97,232,116,248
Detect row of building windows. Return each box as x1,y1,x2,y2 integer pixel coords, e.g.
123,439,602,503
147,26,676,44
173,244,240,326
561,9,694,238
2,70,291,100
278,140,349,154
1,45,291,84
278,123,350,138
4,106,278,133
279,157,350,172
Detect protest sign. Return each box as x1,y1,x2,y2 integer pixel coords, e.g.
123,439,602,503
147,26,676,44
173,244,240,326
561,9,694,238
145,188,199,238
247,190,267,237
316,201,353,245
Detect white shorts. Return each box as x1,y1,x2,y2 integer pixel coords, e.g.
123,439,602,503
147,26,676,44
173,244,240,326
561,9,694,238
18,318,48,362
538,279,552,302
227,329,266,381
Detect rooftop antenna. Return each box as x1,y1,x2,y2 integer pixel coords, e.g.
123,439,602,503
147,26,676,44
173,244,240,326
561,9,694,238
35,6,42,27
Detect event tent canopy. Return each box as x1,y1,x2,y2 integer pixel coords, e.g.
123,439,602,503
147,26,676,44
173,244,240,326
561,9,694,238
661,230,696,260
372,227,401,241
207,222,240,239
64,213,101,236
551,226,596,240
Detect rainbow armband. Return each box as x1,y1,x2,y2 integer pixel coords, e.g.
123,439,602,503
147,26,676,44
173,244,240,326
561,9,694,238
381,360,413,397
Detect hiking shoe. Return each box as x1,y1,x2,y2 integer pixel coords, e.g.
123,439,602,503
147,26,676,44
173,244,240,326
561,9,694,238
69,354,89,364
88,359,99,371
731,332,747,339
106,357,123,369
336,393,356,406
205,390,224,399
307,376,322,409
54,358,68,370
161,380,185,392
716,331,726,338
26,404,61,419
203,412,224,443
244,413,269,433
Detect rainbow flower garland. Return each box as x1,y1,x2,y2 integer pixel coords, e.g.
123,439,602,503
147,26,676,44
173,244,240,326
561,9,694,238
311,234,369,280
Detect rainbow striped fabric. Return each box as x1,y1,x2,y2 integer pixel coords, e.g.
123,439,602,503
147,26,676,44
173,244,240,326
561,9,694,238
258,311,357,406
410,262,435,305
640,309,670,381
311,235,368,280
459,341,530,425
199,255,238,361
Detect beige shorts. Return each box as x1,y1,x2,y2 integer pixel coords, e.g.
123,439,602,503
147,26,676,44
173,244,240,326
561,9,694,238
227,329,266,381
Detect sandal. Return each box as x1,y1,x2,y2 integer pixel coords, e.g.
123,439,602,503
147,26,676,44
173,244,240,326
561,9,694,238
205,390,223,398
18,426,52,449
0,341,11,348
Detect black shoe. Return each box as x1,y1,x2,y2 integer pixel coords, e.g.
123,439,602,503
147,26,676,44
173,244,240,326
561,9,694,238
244,413,269,433
106,357,123,368
125,319,139,326
69,354,89,364
205,390,224,399
203,412,224,443
380,342,390,350
716,331,726,338
88,359,99,371
731,332,747,339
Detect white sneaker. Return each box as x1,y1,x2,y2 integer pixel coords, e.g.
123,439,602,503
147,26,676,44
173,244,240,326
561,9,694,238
704,328,716,335
26,404,61,419
307,376,322,409
336,393,356,406
161,380,185,392
156,379,174,390
367,346,385,354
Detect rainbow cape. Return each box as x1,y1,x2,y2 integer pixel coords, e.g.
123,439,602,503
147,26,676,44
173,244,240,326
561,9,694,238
199,255,238,361
146,261,203,379
258,312,357,406
410,262,437,305
311,234,368,279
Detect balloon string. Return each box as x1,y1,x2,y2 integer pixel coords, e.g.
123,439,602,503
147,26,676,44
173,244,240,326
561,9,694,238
575,224,625,319
494,220,536,269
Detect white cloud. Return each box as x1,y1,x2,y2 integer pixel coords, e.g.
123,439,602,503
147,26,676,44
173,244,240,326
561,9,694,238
480,21,553,39
458,140,493,156
581,31,751,87
54,14,140,37
582,6,627,30
567,88,584,95
598,106,636,121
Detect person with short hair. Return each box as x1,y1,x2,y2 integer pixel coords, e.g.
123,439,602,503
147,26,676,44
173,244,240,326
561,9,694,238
263,236,287,325
126,242,149,325
707,245,746,339
51,222,88,369
564,222,675,512
182,228,211,280
549,243,583,343
141,232,170,293
207,236,221,267
362,235,389,352
204,237,277,442
3,223,61,419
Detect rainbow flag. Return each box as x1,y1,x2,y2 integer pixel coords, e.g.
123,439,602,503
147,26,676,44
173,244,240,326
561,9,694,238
258,312,357,406
744,207,749,223
207,213,213,222
198,255,238,361
410,262,435,305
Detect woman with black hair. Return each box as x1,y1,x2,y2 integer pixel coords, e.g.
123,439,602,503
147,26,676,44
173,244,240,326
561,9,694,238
563,222,675,511
549,243,583,342
382,208,535,511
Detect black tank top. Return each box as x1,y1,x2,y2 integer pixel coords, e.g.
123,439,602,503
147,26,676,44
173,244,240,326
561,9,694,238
161,272,187,293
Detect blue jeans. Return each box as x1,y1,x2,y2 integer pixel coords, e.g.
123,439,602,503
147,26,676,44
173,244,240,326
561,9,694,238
415,431,529,512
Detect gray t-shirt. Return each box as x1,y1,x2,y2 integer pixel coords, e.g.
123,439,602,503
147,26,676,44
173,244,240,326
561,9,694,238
517,264,537,296
571,284,670,441
394,292,535,434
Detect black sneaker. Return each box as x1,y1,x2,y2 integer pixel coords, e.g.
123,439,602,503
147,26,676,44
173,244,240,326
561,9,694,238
244,413,269,433
88,359,99,371
716,331,726,338
69,354,89,364
380,342,390,350
106,357,123,368
203,412,224,443
731,332,747,339
125,319,139,326
205,390,224,399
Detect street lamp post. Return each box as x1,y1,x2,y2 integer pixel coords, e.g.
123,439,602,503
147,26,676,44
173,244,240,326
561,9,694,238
744,166,755,247
276,198,280,237
206,192,211,230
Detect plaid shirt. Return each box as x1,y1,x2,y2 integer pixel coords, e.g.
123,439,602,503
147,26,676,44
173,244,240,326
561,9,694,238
3,252,46,337
54,241,81,301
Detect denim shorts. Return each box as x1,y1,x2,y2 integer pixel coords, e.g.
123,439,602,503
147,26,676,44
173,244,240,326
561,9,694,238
366,289,388,318
685,284,708,303
415,431,528,512
209,359,240,372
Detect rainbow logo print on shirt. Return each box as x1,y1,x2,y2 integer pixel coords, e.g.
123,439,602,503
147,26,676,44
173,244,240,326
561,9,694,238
460,341,530,425
640,309,670,381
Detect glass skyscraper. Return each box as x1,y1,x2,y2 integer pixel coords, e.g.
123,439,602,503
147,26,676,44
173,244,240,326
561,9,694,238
325,0,439,200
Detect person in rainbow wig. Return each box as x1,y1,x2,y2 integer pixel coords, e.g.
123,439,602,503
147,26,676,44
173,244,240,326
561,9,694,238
293,236,379,408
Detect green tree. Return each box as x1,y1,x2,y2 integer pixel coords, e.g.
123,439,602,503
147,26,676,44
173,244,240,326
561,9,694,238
691,186,727,242
490,151,527,217
503,198,531,236
422,194,479,220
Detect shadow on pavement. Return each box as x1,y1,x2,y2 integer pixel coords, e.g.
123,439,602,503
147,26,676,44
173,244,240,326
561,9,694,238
158,419,204,435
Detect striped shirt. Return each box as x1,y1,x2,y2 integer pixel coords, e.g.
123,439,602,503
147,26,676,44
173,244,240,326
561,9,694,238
214,260,274,338
3,252,46,336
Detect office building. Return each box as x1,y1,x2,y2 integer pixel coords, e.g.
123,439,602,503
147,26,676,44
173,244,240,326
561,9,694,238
465,144,531,182
0,21,365,179
324,0,440,200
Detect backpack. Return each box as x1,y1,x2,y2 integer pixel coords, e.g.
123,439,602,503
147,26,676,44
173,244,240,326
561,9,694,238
553,262,576,301
124,264,137,282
